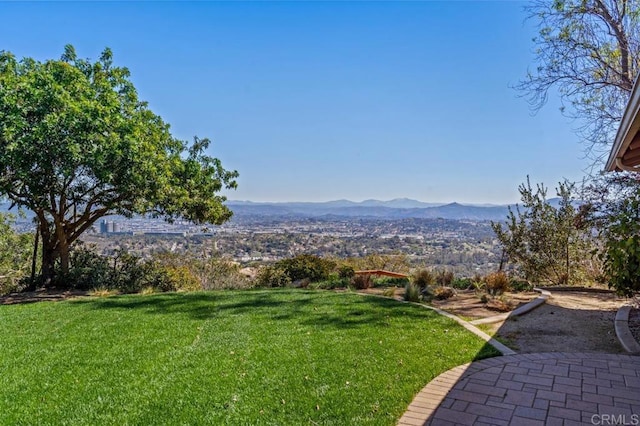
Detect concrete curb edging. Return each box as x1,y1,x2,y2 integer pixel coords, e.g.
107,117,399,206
470,287,551,325
615,305,640,354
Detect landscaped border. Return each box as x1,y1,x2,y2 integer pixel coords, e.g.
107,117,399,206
470,288,551,326
615,305,640,354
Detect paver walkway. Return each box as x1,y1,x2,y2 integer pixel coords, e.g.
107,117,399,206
399,352,640,426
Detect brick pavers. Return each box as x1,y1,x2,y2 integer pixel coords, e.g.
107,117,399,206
398,353,640,426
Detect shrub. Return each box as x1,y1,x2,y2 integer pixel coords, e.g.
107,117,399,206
404,282,421,302
412,269,434,289
255,266,291,288
351,274,372,290
435,269,454,286
381,287,397,298
65,246,113,290
60,247,178,294
451,277,473,290
274,254,336,283
337,265,355,280
509,278,533,292
163,265,201,292
374,276,409,287
433,286,455,300
153,252,250,290
484,272,510,296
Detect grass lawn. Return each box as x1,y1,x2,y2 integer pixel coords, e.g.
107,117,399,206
0,289,499,425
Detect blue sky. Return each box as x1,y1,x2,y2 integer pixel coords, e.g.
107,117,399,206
1,1,590,204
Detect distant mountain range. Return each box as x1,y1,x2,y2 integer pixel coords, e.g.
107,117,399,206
1,198,568,223
226,199,531,221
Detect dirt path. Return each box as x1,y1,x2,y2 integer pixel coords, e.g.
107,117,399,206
488,290,630,353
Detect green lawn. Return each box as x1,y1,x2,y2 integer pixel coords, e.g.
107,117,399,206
0,290,499,425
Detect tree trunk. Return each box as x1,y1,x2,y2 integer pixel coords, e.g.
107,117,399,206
30,228,39,286
41,241,55,287
59,241,70,276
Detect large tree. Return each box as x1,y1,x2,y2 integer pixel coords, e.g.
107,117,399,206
0,46,238,285
518,0,640,166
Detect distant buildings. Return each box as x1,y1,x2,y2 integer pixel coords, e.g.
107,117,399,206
99,220,130,235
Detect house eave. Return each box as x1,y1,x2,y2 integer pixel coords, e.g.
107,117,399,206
606,73,640,171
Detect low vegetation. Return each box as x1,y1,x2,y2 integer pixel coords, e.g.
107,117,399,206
0,290,498,425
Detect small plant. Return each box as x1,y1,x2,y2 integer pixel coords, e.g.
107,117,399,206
412,269,434,289
509,278,533,292
433,286,455,300
486,295,515,312
381,287,396,298
435,269,454,286
484,271,510,296
479,294,489,304
404,282,421,302
451,277,472,290
351,274,372,290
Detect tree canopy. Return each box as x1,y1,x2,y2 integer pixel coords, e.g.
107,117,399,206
491,177,593,285
0,45,238,284
518,0,640,166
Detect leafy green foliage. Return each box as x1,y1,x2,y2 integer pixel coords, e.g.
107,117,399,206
0,213,32,293
492,177,593,285
0,290,498,425
0,46,237,284
403,282,421,302
451,277,473,290
255,265,292,288
582,173,640,296
274,254,336,283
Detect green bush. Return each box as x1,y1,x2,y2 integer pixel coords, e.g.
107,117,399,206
404,282,421,302
0,213,34,294
274,254,336,283
509,278,533,292
337,265,355,280
451,277,472,290
59,247,176,293
373,276,409,287
255,266,291,288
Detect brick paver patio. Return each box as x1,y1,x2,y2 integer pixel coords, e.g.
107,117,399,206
399,353,640,426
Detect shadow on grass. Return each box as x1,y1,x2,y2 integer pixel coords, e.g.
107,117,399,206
69,289,447,330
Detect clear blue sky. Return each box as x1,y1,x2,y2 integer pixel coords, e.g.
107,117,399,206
1,1,590,204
